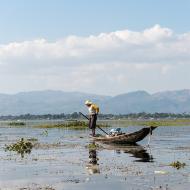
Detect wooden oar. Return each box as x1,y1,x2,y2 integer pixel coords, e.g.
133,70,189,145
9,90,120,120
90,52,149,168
79,112,109,135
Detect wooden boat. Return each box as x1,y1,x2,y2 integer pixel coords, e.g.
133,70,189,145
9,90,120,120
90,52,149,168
93,126,157,144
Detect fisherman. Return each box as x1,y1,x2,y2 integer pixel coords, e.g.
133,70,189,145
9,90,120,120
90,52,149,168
85,100,99,137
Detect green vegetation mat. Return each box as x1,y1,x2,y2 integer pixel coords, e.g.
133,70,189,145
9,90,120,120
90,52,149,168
121,119,190,126
34,121,109,129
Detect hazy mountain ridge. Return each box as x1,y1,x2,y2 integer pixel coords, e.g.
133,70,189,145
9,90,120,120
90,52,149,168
0,89,190,115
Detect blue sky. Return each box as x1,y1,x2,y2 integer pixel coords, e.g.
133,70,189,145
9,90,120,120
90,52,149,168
0,0,190,95
0,0,189,43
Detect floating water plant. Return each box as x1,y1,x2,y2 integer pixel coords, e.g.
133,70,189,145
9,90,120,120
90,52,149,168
42,130,48,136
5,138,33,158
169,161,186,169
8,121,26,126
27,138,38,142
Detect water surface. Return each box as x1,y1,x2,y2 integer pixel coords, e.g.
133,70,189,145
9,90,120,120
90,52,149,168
0,121,190,190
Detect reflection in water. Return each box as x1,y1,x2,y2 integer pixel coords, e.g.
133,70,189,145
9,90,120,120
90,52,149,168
86,142,100,174
101,143,154,162
86,142,154,174
123,147,153,162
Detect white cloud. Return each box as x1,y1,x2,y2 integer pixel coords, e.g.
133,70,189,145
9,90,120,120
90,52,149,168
0,25,190,95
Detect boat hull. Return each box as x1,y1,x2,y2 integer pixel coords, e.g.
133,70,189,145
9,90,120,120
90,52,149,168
93,126,157,144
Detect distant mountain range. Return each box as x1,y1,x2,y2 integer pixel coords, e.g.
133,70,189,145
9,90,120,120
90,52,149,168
0,89,190,115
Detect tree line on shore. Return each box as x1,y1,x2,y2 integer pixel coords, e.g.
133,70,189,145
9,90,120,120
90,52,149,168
0,112,190,120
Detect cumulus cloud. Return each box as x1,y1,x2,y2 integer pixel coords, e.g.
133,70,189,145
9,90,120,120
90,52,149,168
0,25,190,95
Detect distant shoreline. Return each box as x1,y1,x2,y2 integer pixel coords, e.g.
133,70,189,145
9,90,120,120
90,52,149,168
0,112,190,120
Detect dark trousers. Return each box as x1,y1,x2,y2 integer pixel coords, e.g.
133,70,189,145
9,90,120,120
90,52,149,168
89,114,97,136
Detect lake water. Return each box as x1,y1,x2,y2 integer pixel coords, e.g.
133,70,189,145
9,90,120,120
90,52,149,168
1,121,190,190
